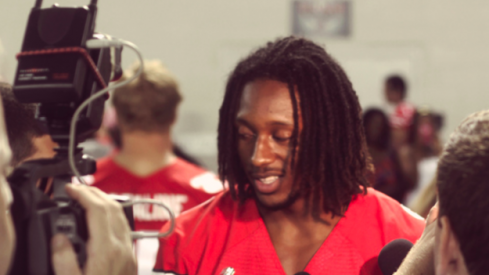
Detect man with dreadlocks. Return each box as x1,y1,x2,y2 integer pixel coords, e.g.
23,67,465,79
153,37,424,275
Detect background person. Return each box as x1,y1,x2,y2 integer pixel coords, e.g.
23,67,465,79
383,75,419,194
105,122,204,168
383,74,416,149
405,108,444,206
91,60,222,274
363,108,411,203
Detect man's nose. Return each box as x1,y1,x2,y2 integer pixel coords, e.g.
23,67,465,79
251,135,275,167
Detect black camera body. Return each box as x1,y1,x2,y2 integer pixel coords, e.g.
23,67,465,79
13,0,113,146
8,1,132,275
14,5,95,102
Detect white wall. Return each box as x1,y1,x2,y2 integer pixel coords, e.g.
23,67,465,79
1,0,489,171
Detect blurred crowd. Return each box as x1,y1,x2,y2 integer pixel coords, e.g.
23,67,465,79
364,75,443,217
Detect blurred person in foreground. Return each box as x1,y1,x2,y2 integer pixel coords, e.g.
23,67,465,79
0,93,136,275
396,110,489,275
91,60,222,274
363,108,411,203
154,37,424,275
0,82,57,166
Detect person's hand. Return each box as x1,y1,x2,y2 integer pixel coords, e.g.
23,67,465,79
394,202,439,275
51,184,137,275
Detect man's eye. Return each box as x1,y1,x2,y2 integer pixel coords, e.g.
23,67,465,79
273,136,291,142
237,125,256,139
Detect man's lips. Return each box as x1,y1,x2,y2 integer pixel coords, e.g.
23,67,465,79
250,174,283,194
256,175,279,184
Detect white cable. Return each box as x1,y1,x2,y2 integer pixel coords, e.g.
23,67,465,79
120,199,176,239
69,39,143,184
86,38,123,49
69,39,176,239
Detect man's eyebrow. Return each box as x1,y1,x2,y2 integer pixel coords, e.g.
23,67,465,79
235,118,253,128
235,118,293,128
267,121,294,127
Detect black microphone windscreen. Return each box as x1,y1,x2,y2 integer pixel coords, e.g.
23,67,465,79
294,272,310,275
378,238,413,275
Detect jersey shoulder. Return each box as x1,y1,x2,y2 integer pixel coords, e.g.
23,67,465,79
160,191,235,248
91,157,121,186
168,158,223,195
361,188,425,242
154,191,256,274
334,188,424,273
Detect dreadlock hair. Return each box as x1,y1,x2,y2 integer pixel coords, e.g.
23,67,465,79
218,36,369,218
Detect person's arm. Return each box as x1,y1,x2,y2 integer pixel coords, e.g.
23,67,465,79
51,184,137,275
394,203,438,275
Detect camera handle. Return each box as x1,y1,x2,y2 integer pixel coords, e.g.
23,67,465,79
34,0,98,9
8,151,96,275
120,200,176,239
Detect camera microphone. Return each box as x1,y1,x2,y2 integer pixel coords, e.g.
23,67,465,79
378,238,413,275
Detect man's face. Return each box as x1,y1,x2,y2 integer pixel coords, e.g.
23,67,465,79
236,79,301,209
0,103,14,275
365,113,385,144
434,217,443,274
434,215,469,275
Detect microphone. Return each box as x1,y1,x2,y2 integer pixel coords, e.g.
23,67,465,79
378,239,413,275
294,273,310,275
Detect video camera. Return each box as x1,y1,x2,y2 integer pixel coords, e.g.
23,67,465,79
7,1,133,274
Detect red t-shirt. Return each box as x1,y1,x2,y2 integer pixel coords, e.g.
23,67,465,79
92,157,223,230
389,101,416,130
91,156,223,275
154,188,424,275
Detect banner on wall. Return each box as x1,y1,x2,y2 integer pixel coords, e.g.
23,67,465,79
292,0,351,38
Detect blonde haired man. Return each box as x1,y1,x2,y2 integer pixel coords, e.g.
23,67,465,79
91,60,222,274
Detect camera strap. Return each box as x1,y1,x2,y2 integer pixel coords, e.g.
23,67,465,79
16,47,108,89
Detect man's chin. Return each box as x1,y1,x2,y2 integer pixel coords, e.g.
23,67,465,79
255,192,300,211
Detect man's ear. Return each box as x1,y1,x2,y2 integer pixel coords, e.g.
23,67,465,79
436,216,469,275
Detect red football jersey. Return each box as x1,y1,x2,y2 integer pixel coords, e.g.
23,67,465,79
153,188,424,275
91,156,223,275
